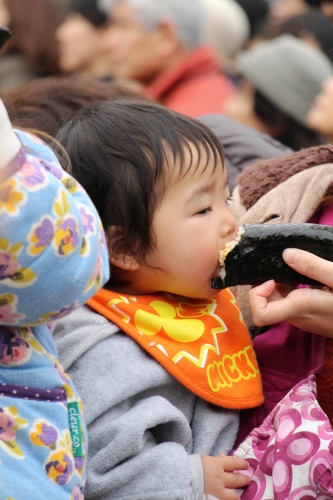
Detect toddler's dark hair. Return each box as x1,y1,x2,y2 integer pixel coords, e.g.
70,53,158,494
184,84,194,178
56,100,224,284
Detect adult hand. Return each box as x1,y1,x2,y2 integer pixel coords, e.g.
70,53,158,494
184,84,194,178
249,248,333,337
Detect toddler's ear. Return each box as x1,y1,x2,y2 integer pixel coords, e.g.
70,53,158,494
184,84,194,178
106,226,140,271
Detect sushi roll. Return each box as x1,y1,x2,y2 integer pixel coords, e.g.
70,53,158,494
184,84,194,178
212,223,333,289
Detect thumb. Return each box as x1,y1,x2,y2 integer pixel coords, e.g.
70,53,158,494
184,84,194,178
283,248,333,288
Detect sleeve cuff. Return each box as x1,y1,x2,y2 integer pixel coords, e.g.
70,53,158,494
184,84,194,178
189,454,204,495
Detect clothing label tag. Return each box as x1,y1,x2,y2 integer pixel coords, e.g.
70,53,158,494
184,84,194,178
68,401,83,457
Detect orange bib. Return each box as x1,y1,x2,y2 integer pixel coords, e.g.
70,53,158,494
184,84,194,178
87,288,263,409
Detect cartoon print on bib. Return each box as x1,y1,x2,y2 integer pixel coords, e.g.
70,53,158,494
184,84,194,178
88,288,263,409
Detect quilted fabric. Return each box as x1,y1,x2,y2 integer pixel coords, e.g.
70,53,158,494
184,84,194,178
234,375,333,499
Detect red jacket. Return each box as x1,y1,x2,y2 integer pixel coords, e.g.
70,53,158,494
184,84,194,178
147,45,236,118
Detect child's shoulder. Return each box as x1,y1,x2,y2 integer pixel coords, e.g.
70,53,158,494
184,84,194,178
15,129,59,164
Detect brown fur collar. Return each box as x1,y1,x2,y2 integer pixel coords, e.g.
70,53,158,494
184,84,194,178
237,145,333,210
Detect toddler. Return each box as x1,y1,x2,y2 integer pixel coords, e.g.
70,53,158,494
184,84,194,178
54,101,261,500
0,99,109,499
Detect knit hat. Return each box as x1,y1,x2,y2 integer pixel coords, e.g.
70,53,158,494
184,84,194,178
237,34,333,126
70,0,107,27
203,0,250,62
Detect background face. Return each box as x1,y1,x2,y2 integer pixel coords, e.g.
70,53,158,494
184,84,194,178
103,1,164,84
307,78,333,137
56,13,103,74
0,0,10,27
270,0,311,21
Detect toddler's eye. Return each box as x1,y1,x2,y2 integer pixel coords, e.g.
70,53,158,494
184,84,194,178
197,207,211,215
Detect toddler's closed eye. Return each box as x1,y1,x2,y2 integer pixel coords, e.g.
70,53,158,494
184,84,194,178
196,207,211,215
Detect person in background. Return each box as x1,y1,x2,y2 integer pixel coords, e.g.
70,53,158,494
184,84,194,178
0,74,291,191
230,142,333,447
0,0,63,89
225,34,333,150
322,0,333,22
269,0,321,21
99,0,236,118
252,9,333,64
0,76,149,137
56,0,113,80
307,76,333,142
203,0,250,67
233,0,269,38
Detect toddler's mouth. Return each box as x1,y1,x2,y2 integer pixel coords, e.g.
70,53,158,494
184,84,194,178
218,227,245,279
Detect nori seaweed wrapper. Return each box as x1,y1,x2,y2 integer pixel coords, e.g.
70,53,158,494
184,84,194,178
211,223,333,289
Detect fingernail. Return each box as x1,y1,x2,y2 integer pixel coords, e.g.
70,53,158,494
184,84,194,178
283,248,300,264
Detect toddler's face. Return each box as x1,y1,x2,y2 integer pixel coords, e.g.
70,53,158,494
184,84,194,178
133,147,238,298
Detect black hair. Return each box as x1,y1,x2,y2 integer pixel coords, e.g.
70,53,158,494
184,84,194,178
55,100,225,285
253,89,324,150
70,0,107,27
305,0,321,6
255,10,333,63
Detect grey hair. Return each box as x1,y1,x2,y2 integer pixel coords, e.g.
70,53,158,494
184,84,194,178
99,0,208,50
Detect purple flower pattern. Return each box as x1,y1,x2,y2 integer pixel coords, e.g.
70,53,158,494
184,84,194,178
38,424,58,446
35,218,54,248
79,206,94,235
0,326,30,365
20,159,46,189
47,303,77,321
40,159,63,179
56,217,79,256
30,421,60,449
45,450,74,485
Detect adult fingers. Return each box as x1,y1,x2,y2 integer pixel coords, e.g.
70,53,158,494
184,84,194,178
283,249,333,288
249,282,298,326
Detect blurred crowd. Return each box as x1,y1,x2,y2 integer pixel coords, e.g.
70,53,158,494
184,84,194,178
1,0,333,157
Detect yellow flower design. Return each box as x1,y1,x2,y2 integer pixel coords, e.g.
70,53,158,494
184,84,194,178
30,420,59,449
0,179,26,216
45,449,74,485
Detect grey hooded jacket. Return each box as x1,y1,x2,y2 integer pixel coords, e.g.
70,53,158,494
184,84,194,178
54,306,239,500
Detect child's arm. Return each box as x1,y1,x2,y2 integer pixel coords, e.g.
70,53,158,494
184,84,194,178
201,454,250,499
54,307,247,500
0,100,109,326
